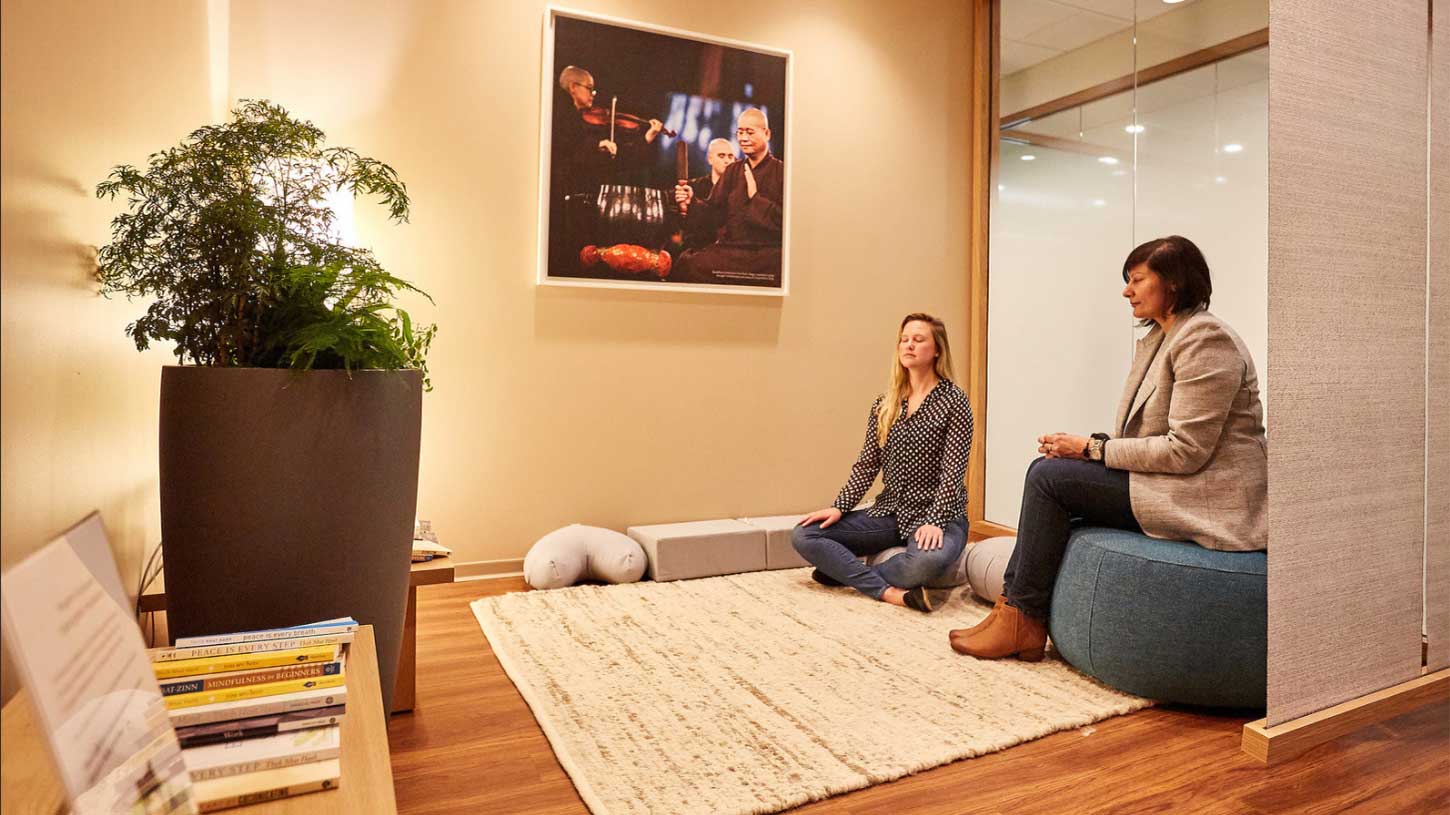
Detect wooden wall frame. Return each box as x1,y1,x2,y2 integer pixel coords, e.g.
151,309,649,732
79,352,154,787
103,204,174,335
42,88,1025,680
965,0,997,539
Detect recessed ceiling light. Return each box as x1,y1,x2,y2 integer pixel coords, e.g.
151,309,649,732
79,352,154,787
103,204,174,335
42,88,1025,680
1162,0,1188,4
1223,143,1244,153
1215,176,1228,184
1021,154,1036,161
1125,124,1145,134
1092,199,1106,207
1099,156,1119,165
997,184,1005,191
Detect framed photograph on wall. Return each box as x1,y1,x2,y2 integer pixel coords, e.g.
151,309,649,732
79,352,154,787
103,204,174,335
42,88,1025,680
537,7,792,296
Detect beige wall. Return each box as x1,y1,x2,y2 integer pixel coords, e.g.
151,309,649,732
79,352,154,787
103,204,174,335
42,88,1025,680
0,1,215,702
1,0,973,700
223,0,972,565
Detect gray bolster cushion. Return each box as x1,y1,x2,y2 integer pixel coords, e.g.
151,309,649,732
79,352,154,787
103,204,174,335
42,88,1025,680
524,524,648,589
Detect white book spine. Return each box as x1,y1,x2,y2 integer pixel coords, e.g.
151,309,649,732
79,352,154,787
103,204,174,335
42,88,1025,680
149,632,354,663
187,743,341,781
175,622,358,649
189,749,337,782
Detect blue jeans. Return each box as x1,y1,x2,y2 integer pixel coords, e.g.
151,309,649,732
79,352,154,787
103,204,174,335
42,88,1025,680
791,511,967,600
1003,457,1141,619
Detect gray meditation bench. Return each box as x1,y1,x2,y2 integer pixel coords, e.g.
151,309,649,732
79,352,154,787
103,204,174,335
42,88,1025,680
626,515,968,587
625,516,809,582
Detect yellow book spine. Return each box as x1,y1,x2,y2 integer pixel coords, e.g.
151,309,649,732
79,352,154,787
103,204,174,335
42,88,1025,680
163,673,346,710
152,645,337,680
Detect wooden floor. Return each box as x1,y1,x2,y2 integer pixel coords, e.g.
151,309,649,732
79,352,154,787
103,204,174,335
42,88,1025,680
388,578,1450,815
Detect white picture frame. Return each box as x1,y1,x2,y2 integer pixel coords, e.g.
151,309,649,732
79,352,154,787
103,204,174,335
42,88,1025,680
537,6,793,296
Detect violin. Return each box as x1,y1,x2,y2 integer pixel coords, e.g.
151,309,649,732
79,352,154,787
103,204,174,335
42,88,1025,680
580,96,677,138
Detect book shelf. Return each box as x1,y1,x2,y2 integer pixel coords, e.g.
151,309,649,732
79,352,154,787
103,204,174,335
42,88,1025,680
0,625,397,813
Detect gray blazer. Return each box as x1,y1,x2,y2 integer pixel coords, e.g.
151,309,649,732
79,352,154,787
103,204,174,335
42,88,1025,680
1104,309,1268,551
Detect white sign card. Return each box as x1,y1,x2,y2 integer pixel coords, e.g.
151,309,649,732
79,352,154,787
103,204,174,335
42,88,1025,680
1,516,196,814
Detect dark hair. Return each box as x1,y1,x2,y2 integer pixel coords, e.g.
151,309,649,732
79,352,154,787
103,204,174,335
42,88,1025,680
1121,235,1212,315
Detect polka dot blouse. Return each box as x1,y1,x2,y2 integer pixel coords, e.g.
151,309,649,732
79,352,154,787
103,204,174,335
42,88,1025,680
831,378,974,541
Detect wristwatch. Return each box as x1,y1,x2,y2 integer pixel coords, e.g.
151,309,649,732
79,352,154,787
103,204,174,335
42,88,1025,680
1086,433,1110,462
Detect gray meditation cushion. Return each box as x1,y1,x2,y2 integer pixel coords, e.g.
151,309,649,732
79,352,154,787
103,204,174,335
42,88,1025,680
964,536,1016,601
868,542,969,589
524,524,648,589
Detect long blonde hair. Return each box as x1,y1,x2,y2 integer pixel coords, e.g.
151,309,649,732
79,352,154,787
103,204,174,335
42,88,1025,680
877,313,955,447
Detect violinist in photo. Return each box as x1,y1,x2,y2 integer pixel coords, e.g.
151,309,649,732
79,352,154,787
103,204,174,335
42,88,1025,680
673,108,784,287
554,65,665,192
550,64,674,277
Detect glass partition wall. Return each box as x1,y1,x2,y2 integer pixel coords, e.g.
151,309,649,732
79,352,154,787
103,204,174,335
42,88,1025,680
983,0,1268,526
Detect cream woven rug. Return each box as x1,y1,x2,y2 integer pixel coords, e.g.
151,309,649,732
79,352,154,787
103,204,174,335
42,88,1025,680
471,569,1149,815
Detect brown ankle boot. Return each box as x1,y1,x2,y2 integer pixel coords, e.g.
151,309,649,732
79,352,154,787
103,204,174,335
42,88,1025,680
948,595,1007,643
950,600,1047,661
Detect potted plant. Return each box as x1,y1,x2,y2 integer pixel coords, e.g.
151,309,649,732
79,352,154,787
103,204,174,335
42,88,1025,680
96,100,435,711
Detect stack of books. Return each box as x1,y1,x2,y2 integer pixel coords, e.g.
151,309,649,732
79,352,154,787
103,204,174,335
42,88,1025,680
411,539,451,563
412,520,451,563
148,618,358,811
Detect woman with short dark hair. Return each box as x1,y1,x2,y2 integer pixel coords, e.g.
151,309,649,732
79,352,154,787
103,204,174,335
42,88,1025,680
951,235,1267,660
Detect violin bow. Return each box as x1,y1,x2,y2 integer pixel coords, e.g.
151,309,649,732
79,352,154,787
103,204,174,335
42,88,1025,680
609,96,617,156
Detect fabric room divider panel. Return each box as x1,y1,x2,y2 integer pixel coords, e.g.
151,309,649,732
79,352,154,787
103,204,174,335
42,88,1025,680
1428,2,1449,674
1266,0,1430,727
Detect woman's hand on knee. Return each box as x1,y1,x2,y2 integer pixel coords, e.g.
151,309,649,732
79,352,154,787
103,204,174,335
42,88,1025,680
914,523,944,550
799,508,842,528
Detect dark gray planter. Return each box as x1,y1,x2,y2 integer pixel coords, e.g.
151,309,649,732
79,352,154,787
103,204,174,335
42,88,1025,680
158,366,422,713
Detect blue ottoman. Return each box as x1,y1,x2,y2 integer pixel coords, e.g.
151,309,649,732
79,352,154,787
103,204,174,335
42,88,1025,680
1048,527,1267,709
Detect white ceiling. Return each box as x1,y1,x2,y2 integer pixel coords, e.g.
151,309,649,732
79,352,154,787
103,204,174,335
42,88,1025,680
1001,0,1201,76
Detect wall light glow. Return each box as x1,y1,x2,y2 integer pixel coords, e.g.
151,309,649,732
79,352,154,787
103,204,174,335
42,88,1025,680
1021,154,1037,161
1098,156,1119,165
1223,143,1244,153
207,0,230,122
1125,124,1145,134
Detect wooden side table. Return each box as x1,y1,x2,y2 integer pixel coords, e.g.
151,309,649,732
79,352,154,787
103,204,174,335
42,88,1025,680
139,558,456,715
0,626,397,814
392,557,455,713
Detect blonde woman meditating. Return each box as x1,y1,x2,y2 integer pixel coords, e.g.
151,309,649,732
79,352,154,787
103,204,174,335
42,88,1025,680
792,313,974,613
